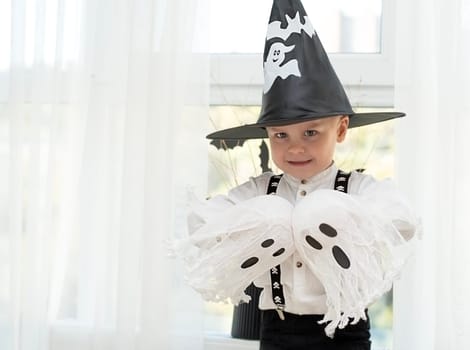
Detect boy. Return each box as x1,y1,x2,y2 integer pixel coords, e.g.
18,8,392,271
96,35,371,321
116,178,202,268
174,1,419,349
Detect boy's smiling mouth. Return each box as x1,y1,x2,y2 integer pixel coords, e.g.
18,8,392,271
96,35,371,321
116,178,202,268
287,160,312,166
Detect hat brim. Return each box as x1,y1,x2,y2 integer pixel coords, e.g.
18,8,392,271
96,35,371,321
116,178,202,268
206,112,405,140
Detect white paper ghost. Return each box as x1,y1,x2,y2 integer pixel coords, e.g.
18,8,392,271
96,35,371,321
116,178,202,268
292,188,418,337
170,194,295,304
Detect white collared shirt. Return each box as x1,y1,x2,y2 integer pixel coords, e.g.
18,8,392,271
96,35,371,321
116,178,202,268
184,162,418,316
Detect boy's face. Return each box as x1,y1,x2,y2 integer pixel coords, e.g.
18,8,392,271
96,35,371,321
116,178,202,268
266,116,349,180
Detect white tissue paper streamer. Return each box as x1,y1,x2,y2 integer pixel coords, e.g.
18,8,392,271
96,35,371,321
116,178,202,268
171,194,295,304
292,183,419,337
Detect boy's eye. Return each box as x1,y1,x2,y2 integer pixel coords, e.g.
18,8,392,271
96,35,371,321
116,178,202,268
304,129,318,137
275,132,287,139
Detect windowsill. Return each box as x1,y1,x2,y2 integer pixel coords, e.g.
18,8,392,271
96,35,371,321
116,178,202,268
47,324,389,350
204,332,259,350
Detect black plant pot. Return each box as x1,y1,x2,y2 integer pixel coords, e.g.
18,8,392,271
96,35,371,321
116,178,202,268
231,283,262,340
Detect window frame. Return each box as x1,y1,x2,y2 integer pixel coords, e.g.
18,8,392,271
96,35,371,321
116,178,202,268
210,0,397,109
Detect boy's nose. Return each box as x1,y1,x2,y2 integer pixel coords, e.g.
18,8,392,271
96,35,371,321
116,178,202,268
287,142,305,154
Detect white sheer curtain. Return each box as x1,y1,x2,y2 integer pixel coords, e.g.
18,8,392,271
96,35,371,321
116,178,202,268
0,0,209,349
393,0,470,349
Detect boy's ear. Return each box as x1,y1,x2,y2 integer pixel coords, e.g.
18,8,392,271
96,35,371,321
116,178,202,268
336,116,349,142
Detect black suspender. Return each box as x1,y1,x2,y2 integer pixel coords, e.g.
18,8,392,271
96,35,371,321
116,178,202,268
267,170,352,319
266,174,283,195
266,175,286,319
334,169,352,193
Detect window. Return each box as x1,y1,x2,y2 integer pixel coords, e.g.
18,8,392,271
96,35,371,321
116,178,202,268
210,0,383,54
209,0,397,108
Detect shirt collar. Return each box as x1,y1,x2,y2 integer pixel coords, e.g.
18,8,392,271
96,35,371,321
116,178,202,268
282,162,338,188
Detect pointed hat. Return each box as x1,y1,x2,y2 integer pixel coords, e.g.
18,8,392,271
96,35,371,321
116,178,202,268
207,0,404,141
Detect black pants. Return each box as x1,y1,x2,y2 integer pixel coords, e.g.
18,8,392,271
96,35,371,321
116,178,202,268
259,310,371,350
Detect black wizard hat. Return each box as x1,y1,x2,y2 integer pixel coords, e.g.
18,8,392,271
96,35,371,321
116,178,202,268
207,0,405,141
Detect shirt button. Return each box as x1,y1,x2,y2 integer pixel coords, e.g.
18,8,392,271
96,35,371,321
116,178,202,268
296,261,303,268
300,190,307,196
301,179,307,184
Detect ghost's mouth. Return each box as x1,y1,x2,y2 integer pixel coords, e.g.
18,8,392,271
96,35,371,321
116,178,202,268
273,58,279,62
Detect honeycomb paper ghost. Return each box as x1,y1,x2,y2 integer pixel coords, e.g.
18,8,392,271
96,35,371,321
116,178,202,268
292,188,417,337
171,194,295,304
